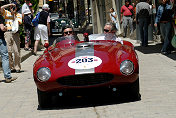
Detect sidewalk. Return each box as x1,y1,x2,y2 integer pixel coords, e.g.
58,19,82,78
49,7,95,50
0,48,33,69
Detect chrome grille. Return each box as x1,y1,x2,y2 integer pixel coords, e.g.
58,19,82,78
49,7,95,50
57,73,113,86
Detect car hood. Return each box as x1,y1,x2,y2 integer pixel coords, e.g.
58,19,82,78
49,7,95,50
34,41,137,80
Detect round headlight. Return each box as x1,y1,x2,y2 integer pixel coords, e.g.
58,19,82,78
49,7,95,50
120,60,134,75
37,67,51,82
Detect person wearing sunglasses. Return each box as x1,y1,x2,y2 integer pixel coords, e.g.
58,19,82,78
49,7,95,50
62,25,74,36
99,22,123,44
52,25,79,45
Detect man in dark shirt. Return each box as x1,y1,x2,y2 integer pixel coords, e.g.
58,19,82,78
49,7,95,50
33,4,50,56
0,13,17,83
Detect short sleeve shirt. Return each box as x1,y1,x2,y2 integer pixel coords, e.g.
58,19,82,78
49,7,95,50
47,16,50,23
1,9,22,30
22,3,30,14
121,5,133,16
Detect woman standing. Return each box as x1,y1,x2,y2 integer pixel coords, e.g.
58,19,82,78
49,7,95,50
110,8,119,31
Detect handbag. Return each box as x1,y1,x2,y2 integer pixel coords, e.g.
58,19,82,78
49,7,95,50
12,19,19,33
171,35,176,48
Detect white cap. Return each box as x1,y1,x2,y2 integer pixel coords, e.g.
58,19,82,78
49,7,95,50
24,9,31,15
42,4,50,10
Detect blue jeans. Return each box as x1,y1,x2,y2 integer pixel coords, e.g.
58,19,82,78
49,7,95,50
0,38,11,79
138,18,149,46
160,22,172,52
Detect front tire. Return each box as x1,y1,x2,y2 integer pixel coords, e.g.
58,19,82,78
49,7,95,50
120,78,141,101
37,89,52,108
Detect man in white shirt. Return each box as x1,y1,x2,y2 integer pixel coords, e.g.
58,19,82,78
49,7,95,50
96,22,123,44
22,0,30,19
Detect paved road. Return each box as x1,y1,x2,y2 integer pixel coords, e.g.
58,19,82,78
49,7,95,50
0,37,176,118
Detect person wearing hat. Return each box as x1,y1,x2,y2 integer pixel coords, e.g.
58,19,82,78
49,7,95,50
24,9,32,51
1,3,22,73
22,0,30,19
33,4,50,56
120,0,134,38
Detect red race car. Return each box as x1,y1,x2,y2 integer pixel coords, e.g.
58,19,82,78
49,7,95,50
33,34,140,108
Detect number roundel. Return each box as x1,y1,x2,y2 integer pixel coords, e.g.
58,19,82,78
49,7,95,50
68,56,102,69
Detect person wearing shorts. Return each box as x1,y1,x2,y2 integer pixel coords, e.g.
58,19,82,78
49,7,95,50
33,4,50,55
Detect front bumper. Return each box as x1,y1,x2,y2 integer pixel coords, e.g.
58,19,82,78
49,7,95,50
34,73,139,92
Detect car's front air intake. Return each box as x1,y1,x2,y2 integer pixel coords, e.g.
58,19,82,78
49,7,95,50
57,73,113,87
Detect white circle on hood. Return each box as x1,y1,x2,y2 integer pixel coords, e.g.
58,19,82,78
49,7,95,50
68,56,102,69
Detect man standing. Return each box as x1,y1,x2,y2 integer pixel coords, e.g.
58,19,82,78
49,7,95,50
120,0,134,38
33,4,50,56
136,0,150,47
154,0,174,55
1,3,22,73
0,7,17,83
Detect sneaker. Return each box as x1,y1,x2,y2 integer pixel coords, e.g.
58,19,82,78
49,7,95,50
33,52,37,56
11,69,16,73
5,77,17,83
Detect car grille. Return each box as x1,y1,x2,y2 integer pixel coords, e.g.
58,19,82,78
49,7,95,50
57,73,114,87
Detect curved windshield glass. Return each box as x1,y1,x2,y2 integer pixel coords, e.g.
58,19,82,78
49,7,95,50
50,13,59,19
89,33,116,41
54,35,80,45
89,33,123,44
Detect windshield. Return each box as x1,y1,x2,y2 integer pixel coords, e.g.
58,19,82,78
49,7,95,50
54,35,80,46
89,33,116,40
89,33,123,44
50,13,59,18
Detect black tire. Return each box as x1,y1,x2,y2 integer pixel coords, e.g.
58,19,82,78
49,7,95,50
128,78,141,100
120,78,141,101
37,89,52,108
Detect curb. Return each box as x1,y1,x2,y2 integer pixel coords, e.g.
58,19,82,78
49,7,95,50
0,48,33,68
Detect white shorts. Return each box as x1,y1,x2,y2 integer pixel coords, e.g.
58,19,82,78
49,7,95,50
34,24,48,41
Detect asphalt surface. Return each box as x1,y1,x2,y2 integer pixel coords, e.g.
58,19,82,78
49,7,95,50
0,36,176,118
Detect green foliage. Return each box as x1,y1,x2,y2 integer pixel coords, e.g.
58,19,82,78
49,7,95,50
20,0,39,13
19,24,25,48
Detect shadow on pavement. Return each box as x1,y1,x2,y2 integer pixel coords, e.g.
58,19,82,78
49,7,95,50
135,43,176,61
37,91,141,110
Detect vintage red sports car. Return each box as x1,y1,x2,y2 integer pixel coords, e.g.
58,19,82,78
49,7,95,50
33,34,140,108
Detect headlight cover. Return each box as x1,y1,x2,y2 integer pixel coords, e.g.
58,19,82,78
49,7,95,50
37,67,51,82
120,60,134,75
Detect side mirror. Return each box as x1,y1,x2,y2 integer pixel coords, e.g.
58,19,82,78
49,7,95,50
44,43,49,49
83,33,89,42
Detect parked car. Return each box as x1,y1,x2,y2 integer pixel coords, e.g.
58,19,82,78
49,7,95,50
70,18,80,31
50,13,59,20
50,17,70,34
33,34,140,108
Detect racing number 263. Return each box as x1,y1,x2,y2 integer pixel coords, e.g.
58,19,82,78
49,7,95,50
76,58,93,63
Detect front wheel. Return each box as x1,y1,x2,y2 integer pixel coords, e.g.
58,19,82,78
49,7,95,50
37,89,52,108
120,78,141,101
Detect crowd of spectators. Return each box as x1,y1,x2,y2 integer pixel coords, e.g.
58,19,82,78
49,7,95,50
118,0,175,55
0,0,51,82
